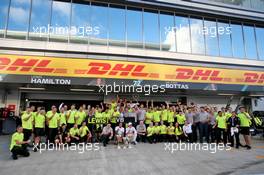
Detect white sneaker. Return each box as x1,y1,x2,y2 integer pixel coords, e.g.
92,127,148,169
123,146,126,149
117,146,121,149
128,145,132,149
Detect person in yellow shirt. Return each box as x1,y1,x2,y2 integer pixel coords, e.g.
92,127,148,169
69,124,80,143
46,105,60,143
75,106,87,128
167,122,175,142
147,122,154,144
79,122,91,143
21,107,33,143
111,107,120,132
10,126,30,160
59,107,67,127
153,122,160,143
167,107,175,125
66,104,77,131
176,111,186,128
33,108,45,152
175,122,185,142
153,108,161,123
159,121,167,142
238,106,252,149
145,108,153,128
161,102,169,125
214,111,227,145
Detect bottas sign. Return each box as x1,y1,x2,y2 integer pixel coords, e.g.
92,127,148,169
0,54,263,86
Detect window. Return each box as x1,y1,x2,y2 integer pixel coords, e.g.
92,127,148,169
70,1,90,44
251,0,264,11
29,0,51,41
190,17,205,55
231,22,245,58
243,24,258,59
175,15,191,53
90,2,108,46
218,20,232,57
126,7,143,49
49,0,71,42
143,9,160,50
0,0,9,37
204,18,219,56
7,0,31,39
255,26,264,60
109,5,125,47
160,11,175,52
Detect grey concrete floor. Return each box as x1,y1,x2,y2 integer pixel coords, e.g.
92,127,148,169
0,135,264,175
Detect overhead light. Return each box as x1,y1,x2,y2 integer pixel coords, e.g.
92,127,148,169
19,87,45,90
218,93,235,96
249,94,264,97
70,88,94,92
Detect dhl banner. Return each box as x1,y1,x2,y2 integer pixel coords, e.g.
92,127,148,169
0,54,263,86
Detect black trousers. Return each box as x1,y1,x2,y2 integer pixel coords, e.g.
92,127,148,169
229,132,240,147
67,123,74,131
23,129,32,141
159,134,167,142
101,133,111,146
186,133,193,143
209,125,216,143
147,135,153,144
136,134,146,143
11,145,30,158
48,128,58,143
199,123,209,143
217,128,227,145
192,123,199,142
70,136,80,144
167,135,175,142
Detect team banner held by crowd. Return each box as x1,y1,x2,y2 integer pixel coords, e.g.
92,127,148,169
0,54,263,86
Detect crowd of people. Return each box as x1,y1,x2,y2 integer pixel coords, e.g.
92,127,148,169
9,97,253,160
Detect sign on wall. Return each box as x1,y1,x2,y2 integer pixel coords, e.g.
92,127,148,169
0,54,263,86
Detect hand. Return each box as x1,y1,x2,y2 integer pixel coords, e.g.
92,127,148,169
26,140,31,144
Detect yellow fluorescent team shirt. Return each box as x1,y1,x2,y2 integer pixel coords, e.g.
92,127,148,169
168,111,175,123
70,128,79,137
161,110,168,121
21,112,33,130
76,111,86,125
153,111,161,123
153,126,160,134
102,112,110,124
225,112,232,119
147,126,154,136
10,132,24,151
159,125,167,134
145,112,153,124
176,114,186,125
167,126,175,135
67,110,77,124
111,102,117,109
216,115,227,129
34,113,45,128
79,126,90,137
111,111,120,123
238,112,251,127
175,127,183,136
46,112,59,128
59,113,67,125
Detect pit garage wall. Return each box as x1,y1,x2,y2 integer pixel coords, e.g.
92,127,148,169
0,88,20,115
251,98,264,111
187,96,240,110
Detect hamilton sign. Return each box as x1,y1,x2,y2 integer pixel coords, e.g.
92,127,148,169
31,76,71,85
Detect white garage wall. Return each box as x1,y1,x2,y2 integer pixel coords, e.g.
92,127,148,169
187,96,240,111
251,98,264,111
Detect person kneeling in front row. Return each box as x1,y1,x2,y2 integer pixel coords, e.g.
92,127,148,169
101,123,113,147
10,126,30,160
69,124,80,144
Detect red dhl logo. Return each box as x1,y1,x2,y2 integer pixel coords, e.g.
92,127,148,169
0,57,263,84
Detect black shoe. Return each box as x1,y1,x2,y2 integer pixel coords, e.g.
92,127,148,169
236,145,239,149
246,145,251,150
33,147,38,152
12,154,18,160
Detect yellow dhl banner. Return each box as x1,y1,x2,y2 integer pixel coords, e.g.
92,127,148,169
0,54,263,86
